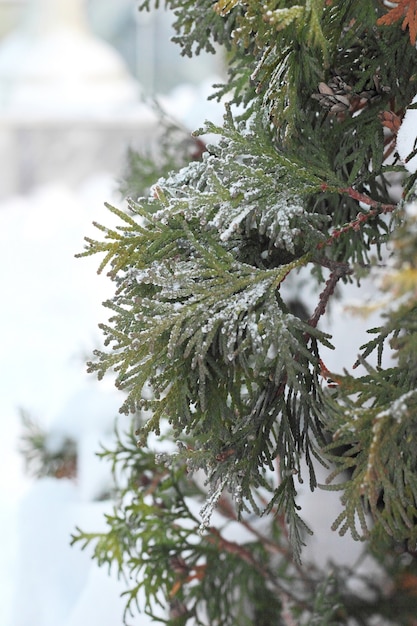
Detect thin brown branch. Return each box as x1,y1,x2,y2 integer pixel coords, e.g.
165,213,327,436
339,186,397,212
205,526,310,610
318,185,397,250
307,262,352,331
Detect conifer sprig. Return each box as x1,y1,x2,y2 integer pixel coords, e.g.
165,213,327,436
80,183,335,541
75,0,417,622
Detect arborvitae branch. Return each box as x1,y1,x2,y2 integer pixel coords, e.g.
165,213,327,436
75,1,417,623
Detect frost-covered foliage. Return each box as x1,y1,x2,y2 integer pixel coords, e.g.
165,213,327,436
78,108,336,556
74,1,417,624
154,110,329,255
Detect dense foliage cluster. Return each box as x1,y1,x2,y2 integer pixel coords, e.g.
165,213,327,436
73,1,417,623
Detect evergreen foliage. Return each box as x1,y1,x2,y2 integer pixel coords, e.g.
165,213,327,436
73,0,417,623
19,410,77,480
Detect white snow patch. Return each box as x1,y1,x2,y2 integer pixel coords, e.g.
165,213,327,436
397,94,417,173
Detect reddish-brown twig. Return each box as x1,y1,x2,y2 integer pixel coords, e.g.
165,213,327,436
317,185,397,250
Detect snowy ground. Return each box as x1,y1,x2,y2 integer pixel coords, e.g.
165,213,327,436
0,174,137,626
